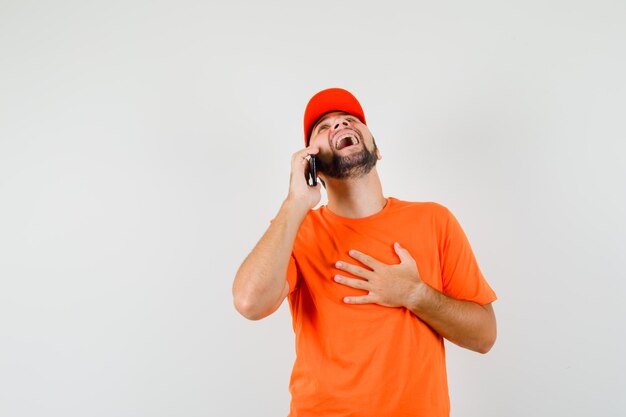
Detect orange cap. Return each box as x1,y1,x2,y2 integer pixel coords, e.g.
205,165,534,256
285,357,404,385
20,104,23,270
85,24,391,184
303,88,366,146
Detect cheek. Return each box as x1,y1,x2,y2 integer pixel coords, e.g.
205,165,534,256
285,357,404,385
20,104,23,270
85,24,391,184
312,136,332,151
360,126,372,138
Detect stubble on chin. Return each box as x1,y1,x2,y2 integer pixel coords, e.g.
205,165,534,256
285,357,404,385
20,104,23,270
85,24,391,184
316,142,378,180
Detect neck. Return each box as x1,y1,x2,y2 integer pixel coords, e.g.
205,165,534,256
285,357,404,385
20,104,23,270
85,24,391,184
323,168,387,218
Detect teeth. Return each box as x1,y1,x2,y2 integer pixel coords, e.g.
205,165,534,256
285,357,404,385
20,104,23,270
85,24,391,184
336,134,358,150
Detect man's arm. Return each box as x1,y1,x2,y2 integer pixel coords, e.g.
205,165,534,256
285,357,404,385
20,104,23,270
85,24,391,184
334,243,497,353
232,146,320,321
232,198,308,320
407,285,497,354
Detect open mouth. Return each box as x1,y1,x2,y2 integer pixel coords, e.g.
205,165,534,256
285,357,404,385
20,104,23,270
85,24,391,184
334,132,360,150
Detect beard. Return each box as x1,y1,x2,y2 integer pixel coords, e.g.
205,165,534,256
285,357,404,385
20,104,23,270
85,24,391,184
316,137,379,180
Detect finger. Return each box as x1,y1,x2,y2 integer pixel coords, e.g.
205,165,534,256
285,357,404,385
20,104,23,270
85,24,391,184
335,261,372,279
348,249,384,270
291,148,319,171
292,146,319,160
333,275,369,290
394,242,415,264
295,146,319,162
343,295,374,305
290,151,312,183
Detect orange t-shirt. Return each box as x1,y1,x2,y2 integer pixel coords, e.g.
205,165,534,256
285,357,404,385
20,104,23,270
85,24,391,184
283,197,497,417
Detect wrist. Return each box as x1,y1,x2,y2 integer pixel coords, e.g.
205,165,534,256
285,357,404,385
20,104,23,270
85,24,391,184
282,196,311,217
406,281,432,314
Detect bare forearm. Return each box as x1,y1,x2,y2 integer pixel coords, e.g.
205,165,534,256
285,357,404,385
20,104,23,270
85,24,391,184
232,198,308,320
406,283,497,354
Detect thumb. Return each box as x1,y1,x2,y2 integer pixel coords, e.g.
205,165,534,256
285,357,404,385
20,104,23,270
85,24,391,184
394,242,413,264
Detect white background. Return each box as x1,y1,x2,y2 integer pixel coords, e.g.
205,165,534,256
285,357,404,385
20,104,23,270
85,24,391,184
1,1,625,416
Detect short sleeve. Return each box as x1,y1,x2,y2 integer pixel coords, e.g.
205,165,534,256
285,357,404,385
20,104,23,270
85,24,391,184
439,207,497,305
286,252,301,295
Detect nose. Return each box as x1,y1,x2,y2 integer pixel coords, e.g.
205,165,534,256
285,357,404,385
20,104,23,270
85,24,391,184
332,119,350,130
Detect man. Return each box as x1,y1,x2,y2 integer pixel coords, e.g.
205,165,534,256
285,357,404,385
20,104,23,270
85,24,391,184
232,88,498,417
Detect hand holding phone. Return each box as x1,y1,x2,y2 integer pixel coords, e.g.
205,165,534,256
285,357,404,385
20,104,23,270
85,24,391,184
287,147,321,210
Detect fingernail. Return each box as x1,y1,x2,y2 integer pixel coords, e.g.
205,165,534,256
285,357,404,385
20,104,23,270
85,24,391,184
336,261,343,267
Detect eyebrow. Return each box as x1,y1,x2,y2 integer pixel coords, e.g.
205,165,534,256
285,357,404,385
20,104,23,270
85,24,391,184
312,112,354,133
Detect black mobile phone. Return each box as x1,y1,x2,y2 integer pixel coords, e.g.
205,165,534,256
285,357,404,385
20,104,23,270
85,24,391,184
307,155,317,186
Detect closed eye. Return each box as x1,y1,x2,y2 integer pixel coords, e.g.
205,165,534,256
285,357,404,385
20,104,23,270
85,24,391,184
317,124,329,132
